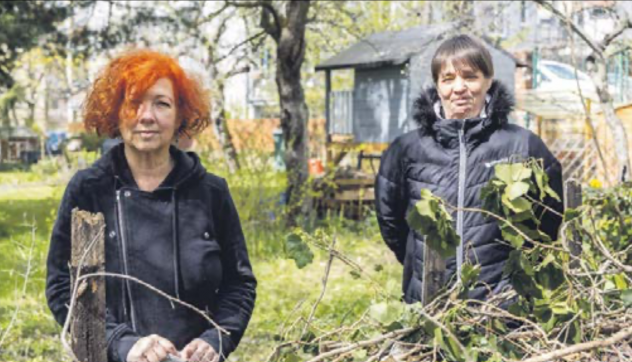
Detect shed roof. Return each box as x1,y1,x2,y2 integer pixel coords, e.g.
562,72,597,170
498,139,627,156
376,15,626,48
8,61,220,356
315,24,525,71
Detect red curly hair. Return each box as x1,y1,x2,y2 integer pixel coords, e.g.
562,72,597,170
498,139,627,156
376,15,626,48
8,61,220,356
83,49,211,138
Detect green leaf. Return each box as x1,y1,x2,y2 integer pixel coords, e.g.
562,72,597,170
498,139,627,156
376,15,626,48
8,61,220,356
495,164,513,184
414,199,436,221
285,233,314,269
564,208,581,223
510,197,532,213
501,193,532,213
501,224,525,249
407,190,459,258
613,273,628,290
622,290,632,307
545,185,561,201
536,263,565,291
369,301,404,326
349,270,361,279
505,181,530,200
551,302,571,315
283,353,301,362
511,164,533,181
535,167,546,199
460,263,481,288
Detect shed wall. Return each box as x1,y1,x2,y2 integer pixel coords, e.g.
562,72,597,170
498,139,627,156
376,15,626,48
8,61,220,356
353,65,409,143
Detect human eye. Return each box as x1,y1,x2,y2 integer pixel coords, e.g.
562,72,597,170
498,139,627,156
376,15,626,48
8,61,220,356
156,100,172,108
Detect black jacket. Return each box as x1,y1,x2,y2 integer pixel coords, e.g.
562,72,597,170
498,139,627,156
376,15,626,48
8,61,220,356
46,144,257,362
375,80,563,303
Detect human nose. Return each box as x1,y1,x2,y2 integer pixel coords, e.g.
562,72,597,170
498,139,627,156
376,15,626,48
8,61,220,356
453,76,466,93
137,102,155,123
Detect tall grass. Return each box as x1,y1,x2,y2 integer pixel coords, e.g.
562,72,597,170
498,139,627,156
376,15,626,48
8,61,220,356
199,150,288,259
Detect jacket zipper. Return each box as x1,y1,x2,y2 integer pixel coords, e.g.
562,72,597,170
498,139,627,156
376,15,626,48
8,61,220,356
456,126,467,283
116,190,137,331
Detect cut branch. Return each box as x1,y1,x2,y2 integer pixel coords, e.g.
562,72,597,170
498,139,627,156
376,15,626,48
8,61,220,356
522,325,632,362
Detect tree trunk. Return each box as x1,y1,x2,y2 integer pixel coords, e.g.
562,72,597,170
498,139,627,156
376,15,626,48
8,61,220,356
274,1,311,227
592,60,631,182
213,79,240,172
26,101,35,128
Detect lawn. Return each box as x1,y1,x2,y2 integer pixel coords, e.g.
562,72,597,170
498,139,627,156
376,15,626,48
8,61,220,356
0,169,401,362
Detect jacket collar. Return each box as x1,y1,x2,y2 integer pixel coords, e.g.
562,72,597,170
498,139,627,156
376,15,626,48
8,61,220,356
411,80,515,148
95,143,205,190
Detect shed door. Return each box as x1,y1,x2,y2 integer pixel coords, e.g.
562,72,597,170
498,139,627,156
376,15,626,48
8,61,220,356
353,64,409,143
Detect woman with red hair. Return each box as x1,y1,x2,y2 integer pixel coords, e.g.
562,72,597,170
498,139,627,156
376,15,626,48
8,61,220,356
46,50,257,362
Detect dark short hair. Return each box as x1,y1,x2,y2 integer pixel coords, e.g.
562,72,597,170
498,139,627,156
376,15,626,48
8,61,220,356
431,35,494,83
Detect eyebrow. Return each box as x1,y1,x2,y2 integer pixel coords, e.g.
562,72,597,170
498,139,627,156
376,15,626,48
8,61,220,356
149,93,174,103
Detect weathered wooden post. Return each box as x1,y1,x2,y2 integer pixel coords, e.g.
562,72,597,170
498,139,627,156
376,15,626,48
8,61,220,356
565,180,583,266
70,209,107,362
421,243,445,306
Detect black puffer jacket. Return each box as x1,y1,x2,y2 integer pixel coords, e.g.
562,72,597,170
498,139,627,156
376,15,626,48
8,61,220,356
46,144,257,362
375,80,563,303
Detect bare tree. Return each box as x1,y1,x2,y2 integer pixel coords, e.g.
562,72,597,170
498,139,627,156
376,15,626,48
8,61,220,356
227,0,311,227
533,0,632,182
161,1,267,172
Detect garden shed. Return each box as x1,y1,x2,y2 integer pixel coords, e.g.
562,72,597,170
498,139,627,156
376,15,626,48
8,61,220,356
315,24,524,146
0,126,40,164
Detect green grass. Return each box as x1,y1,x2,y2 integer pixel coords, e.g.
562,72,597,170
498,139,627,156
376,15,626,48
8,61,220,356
0,186,65,361
0,166,402,361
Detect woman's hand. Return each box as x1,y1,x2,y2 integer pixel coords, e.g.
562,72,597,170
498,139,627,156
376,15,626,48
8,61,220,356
181,338,219,362
127,334,179,362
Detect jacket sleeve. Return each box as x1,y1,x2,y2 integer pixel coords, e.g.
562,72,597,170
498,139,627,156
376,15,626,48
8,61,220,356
45,173,140,362
529,134,564,242
375,140,409,264
199,179,257,360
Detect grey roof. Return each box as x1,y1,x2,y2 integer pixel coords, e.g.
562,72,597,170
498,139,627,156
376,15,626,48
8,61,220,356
316,24,524,71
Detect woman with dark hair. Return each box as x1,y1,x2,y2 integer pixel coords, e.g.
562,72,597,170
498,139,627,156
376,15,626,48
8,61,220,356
46,50,256,362
375,35,563,304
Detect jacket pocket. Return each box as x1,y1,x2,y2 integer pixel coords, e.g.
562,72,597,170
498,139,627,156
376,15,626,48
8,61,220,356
180,234,224,304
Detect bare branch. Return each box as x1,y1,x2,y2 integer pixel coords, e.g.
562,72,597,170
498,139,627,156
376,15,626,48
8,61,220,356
601,12,632,49
522,325,632,362
225,0,282,39
300,236,336,341
532,0,605,59
215,30,266,64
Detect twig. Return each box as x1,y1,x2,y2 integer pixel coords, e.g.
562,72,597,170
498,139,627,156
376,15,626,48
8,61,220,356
0,223,36,349
522,325,632,362
61,226,228,362
300,236,337,340
305,327,416,362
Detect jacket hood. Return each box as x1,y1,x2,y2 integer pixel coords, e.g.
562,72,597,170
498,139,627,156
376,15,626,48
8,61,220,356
94,143,207,190
412,79,515,136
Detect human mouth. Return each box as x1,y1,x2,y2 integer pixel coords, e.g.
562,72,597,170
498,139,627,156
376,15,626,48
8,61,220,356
134,131,159,138
453,98,470,106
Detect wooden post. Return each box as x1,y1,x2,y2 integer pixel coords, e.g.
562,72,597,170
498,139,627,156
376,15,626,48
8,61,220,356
422,242,445,305
565,180,583,266
70,209,107,362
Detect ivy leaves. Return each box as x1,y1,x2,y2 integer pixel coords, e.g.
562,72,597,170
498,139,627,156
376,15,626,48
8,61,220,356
286,232,314,269
406,189,459,258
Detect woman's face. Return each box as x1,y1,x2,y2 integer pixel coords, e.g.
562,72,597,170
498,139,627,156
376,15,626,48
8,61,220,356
119,77,179,155
437,61,492,120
